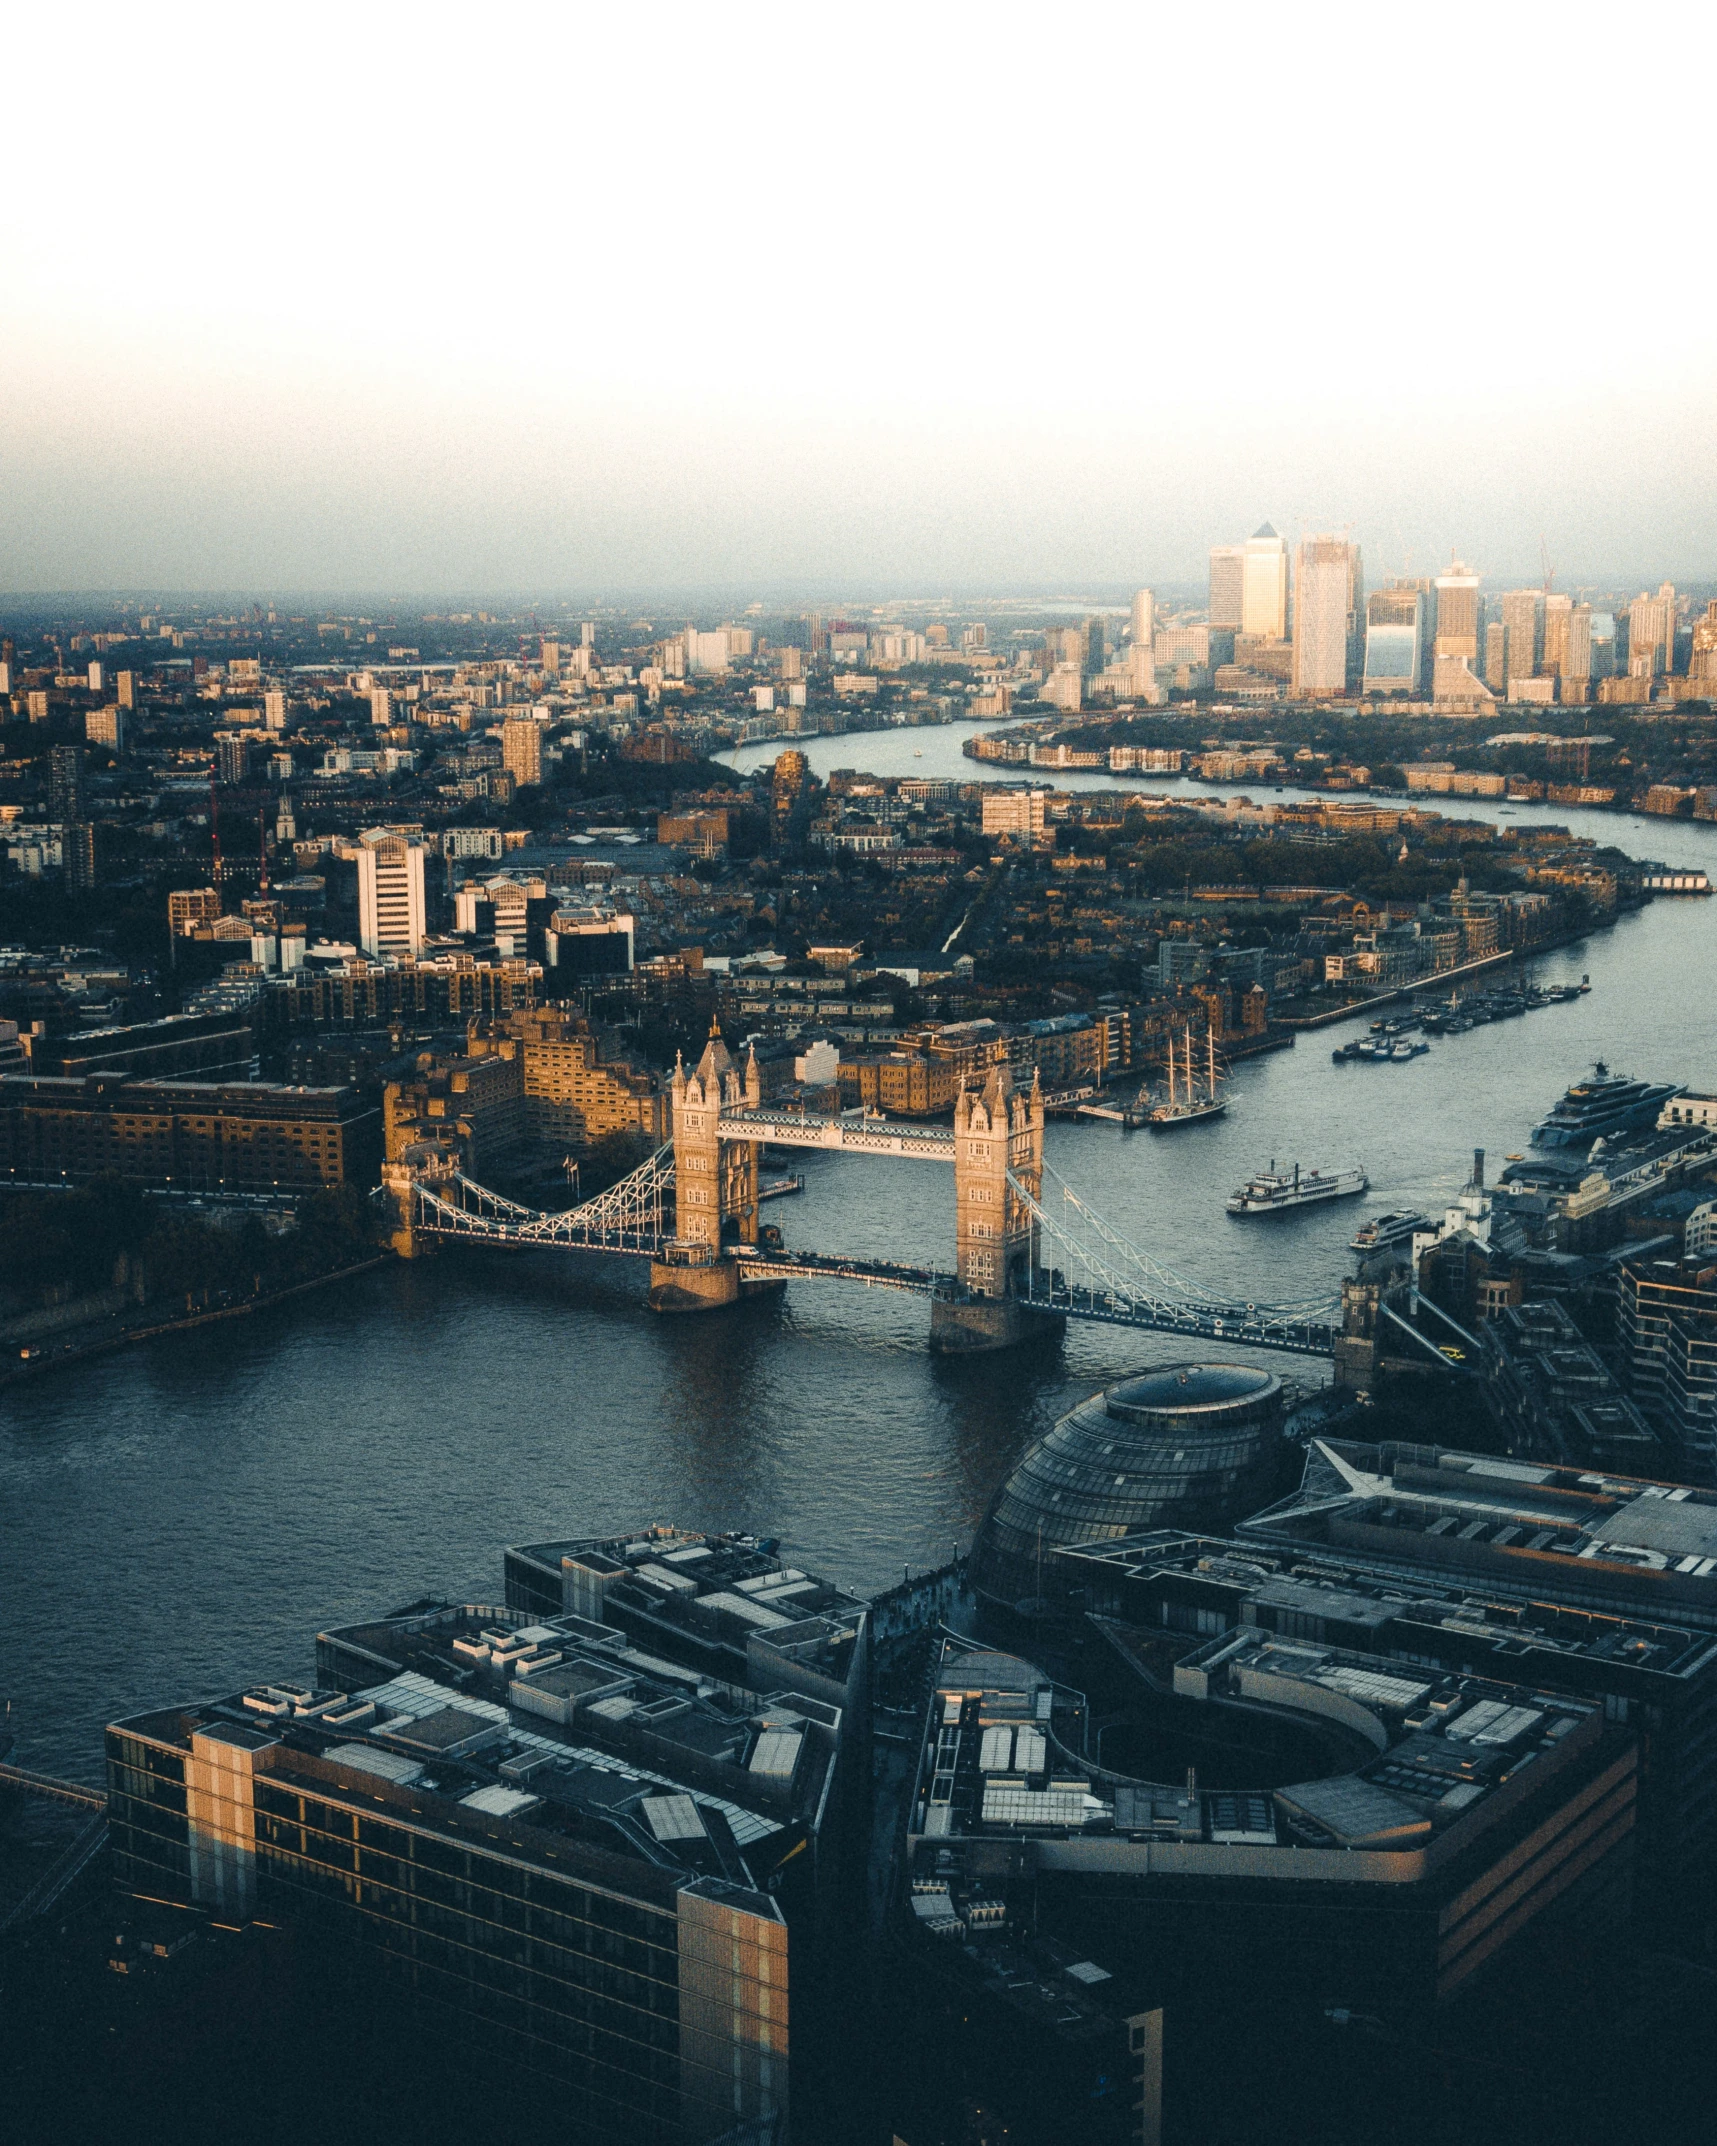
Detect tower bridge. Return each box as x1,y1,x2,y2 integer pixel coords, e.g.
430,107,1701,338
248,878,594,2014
388,1023,1339,1358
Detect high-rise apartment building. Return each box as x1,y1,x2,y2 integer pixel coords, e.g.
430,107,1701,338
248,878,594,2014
501,715,544,789
369,686,395,727
84,705,125,753
117,668,136,709
1501,589,1544,686
1361,584,1423,695
1241,524,1289,639
49,742,84,823
168,886,222,937
1432,561,1482,662
264,688,288,731
357,833,427,959
1208,545,1245,630
1291,536,1363,696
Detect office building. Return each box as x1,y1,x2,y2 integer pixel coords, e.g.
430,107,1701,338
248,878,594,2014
1543,592,1573,679
1051,1519,1717,1932
1292,536,1363,695
1485,619,1509,692
1628,584,1676,676
1362,584,1424,695
544,904,637,978
1240,523,1289,639
357,833,427,959
1432,560,1481,662
1208,543,1245,630
905,1625,1634,2021
971,1364,1282,1608
501,714,544,789
1501,588,1544,685
0,1076,378,1190
107,1524,869,2145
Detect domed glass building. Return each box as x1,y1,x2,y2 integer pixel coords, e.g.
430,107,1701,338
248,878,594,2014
972,1362,1284,1609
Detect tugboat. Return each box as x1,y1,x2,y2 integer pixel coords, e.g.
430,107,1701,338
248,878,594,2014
1147,1026,1229,1129
1226,1160,1368,1215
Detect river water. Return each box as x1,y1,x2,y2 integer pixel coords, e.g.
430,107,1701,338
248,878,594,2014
3,725,1713,1781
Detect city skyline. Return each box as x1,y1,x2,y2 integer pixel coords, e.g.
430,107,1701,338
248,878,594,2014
4,10,1715,595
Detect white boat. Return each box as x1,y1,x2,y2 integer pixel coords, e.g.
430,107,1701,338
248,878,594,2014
1226,1161,1368,1216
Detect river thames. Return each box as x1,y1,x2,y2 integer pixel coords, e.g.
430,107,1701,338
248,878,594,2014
3,725,1713,1780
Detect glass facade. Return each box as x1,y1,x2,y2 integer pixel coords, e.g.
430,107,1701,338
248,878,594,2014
1364,621,1420,686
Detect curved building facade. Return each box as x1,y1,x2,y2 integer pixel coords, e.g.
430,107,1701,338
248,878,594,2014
972,1362,1283,1608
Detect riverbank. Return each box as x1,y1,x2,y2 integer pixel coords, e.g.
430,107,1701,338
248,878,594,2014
1273,917,1616,1031
0,1255,393,1391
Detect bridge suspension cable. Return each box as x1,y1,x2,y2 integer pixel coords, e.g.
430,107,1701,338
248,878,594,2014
412,1144,675,1255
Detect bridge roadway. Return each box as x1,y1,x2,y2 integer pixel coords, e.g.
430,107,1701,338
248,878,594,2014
732,1249,1336,1355
717,1107,954,1160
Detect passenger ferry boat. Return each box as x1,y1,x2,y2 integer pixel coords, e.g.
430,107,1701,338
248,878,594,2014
1226,1161,1368,1216
1531,1063,1681,1150
1350,1211,1431,1254
1146,1026,1229,1130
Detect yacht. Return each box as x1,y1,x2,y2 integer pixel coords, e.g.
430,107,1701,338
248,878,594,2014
1226,1161,1368,1215
1531,1064,1681,1150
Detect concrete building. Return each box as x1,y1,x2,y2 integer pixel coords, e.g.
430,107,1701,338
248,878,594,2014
466,1004,667,1155
1292,536,1363,696
357,833,427,959
1240,523,1289,640
1619,1256,1717,1481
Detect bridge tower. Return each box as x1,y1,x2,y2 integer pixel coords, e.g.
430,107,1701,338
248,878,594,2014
648,1022,762,1313
932,1062,1063,1353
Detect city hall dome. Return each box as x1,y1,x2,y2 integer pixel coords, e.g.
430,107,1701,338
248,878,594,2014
971,1362,1284,1609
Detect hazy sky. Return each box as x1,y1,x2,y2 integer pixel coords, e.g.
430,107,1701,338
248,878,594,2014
4,3,1715,597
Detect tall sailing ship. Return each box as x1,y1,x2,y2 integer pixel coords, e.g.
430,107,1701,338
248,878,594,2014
1146,1025,1229,1130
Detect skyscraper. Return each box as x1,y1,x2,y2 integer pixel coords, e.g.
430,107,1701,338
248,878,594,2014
1129,589,1157,696
357,833,427,958
1361,585,1423,696
1628,584,1676,676
1542,593,1572,679
1485,621,1509,692
1432,561,1482,663
1291,537,1363,696
1208,545,1245,630
1241,524,1289,640
1501,589,1544,685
